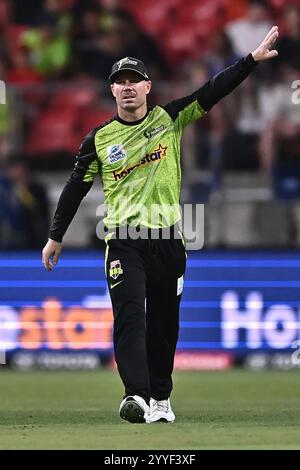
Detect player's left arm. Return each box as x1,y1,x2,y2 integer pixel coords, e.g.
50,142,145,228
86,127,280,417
163,26,279,128
197,25,279,112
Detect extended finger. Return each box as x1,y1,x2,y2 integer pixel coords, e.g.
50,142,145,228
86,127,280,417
262,26,278,44
264,25,278,43
265,30,279,49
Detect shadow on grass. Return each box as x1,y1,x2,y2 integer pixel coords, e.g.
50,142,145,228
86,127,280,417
2,408,300,427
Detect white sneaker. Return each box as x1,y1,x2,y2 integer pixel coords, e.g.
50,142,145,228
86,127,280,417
150,398,175,423
119,395,150,423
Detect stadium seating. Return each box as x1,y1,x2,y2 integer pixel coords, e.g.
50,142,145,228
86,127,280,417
25,109,78,155
0,0,10,26
4,24,28,54
125,0,224,63
161,26,203,66
126,1,174,36
268,0,292,9
24,84,109,156
175,0,224,24
48,87,98,111
77,108,114,141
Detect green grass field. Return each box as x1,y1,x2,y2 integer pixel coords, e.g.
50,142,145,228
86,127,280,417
0,369,300,449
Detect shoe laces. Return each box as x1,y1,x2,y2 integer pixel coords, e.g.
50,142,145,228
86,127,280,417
153,399,169,413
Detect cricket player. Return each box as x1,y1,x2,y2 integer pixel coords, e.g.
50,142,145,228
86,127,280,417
42,26,279,423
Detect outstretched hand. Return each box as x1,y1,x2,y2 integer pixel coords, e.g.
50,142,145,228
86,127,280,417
251,26,279,62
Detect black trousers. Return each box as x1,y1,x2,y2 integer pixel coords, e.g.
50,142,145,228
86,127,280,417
105,232,186,404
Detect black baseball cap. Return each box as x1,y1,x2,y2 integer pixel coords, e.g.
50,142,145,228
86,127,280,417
109,57,150,83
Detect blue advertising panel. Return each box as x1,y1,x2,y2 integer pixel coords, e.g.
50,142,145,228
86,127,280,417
1,250,300,360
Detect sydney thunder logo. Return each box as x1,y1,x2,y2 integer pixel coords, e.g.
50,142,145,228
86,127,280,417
117,57,138,69
113,144,168,181
144,124,165,140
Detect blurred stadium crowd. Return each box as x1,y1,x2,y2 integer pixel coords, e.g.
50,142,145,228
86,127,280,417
0,0,299,249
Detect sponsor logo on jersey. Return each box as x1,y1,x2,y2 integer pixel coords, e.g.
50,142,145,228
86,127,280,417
109,259,123,280
107,144,127,164
144,124,165,140
113,144,167,181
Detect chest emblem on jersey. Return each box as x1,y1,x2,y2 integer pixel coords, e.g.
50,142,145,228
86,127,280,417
107,144,127,164
144,124,165,140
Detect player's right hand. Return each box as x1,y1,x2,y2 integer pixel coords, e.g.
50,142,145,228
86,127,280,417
42,239,62,271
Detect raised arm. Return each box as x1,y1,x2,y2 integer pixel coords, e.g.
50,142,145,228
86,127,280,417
42,129,99,271
199,25,279,111
163,26,279,126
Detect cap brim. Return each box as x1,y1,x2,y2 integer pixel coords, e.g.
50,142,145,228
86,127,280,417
109,68,150,83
